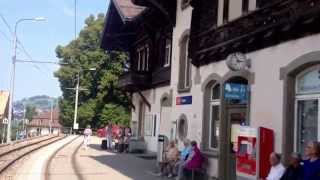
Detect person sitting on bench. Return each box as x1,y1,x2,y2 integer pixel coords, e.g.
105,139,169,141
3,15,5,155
183,141,203,178
176,139,191,180
158,140,180,177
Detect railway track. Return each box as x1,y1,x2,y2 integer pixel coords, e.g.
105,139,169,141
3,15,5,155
45,136,82,180
0,135,66,175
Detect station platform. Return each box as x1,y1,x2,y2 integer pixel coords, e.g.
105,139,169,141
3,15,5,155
7,136,170,180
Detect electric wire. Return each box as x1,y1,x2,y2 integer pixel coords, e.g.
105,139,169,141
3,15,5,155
0,13,54,79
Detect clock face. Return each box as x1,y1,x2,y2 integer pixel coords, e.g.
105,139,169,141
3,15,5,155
226,53,249,71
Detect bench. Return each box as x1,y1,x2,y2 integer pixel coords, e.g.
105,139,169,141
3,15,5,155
184,155,209,180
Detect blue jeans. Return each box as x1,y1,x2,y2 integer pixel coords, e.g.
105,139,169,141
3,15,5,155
176,160,186,180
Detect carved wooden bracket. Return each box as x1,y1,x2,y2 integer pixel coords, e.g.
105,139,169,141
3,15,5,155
138,91,151,111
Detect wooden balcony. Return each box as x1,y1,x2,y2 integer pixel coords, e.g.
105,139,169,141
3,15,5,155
152,67,171,86
118,71,151,92
118,67,171,92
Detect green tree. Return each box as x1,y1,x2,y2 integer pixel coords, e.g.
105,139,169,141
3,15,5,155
99,104,131,127
25,105,37,121
55,14,130,128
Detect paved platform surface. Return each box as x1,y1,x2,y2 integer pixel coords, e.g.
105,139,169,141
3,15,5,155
7,135,170,180
71,136,169,180
47,136,83,180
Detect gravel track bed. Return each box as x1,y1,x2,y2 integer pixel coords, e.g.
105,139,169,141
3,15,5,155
0,136,65,178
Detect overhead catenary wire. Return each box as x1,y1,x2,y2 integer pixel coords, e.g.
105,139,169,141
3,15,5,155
0,29,11,42
0,13,54,79
0,29,52,75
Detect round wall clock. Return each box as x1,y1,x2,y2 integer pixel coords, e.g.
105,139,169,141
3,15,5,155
226,52,251,71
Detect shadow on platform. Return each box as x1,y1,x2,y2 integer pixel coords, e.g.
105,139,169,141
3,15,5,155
87,149,169,180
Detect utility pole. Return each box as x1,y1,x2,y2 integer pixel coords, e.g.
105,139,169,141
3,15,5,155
22,104,26,139
73,72,80,131
7,17,46,143
50,98,53,134
66,69,95,132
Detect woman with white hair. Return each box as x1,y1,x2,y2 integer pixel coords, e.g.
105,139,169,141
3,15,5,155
175,139,191,180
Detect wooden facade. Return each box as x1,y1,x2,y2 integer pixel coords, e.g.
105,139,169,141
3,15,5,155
189,0,320,66
101,0,177,92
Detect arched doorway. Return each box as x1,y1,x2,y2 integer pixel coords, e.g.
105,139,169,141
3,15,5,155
160,94,173,141
225,77,249,180
220,73,252,180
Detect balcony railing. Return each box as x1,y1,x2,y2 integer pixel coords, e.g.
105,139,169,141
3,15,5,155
118,67,171,92
118,71,151,91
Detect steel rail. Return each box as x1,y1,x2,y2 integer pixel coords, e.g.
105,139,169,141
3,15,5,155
44,136,80,180
0,135,66,174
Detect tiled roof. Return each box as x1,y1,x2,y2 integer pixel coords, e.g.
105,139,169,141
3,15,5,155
0,91,9,118
113,0,146,21
28,109,62,128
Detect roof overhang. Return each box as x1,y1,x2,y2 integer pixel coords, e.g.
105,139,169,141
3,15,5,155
100,0,146,51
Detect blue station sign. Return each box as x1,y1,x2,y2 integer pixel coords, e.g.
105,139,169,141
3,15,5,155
224,83,248,101
176,96,192,105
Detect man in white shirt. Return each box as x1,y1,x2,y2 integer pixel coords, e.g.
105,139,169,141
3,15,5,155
265,152,286,180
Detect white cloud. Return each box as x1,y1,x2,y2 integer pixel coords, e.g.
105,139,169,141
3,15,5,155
48,0,75,17
63,6,74,17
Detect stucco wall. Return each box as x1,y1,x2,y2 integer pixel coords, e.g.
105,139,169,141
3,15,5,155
131,86,172,152
132,0,320,177
171,1,320,176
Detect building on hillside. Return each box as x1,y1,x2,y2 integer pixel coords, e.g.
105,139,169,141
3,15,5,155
101,0,177,152
103,0,320,179
0,91,9,142
0,91,9,123
27,109,61,136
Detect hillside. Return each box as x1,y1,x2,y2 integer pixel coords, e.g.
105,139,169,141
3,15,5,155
13,95,59,119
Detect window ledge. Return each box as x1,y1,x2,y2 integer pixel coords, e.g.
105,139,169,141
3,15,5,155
201,150,219,158
177,87,191,94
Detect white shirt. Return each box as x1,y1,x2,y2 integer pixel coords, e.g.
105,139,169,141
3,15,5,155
84,128,92,137
266,163,285,180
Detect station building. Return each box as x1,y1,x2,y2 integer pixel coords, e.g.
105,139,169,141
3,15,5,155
102,0,320,179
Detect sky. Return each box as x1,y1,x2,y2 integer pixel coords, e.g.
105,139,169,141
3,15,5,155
0,0,110,101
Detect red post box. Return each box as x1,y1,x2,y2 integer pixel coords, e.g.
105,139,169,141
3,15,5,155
236,126,274,179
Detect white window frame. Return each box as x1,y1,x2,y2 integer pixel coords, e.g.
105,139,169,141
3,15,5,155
144,114,154,136
209,83,221,150
184,39,191,89
164,41,171,67
294,65,320,152
137,45,150,71
294,96,320,152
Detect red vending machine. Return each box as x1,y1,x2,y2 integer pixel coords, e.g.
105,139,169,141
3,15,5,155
236,126,274,180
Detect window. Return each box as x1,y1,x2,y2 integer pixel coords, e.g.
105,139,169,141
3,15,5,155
209,83,221,149
242,0,249,14
164,39,172,67
178,35,191,91
178,116,188,140
144,114,157,136
223,0,229,23
137,45,149,71
295,66,320,153
181,0,191,9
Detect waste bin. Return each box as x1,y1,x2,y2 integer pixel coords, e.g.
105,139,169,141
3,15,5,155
157,135,168,162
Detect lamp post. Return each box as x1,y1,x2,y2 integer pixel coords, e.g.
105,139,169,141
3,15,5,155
7,17,46,143
72,68,96,131
49,98,54,135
